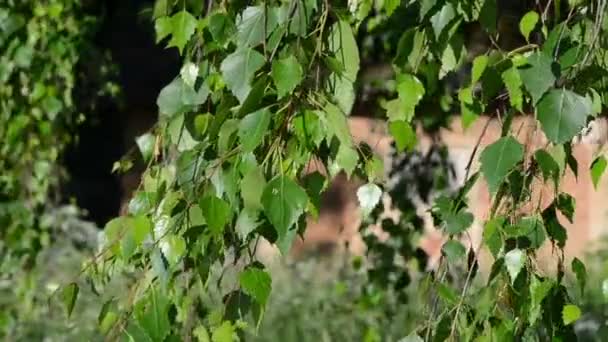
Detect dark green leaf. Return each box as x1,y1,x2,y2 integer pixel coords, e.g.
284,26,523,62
572,257,586,296
200,196,232,236
261,176,308,242
534,149,560,184
480,137,524,194
442,240,466,262
519,52,556,104
537,89,591,144
542,205,567,248
556,193,575,223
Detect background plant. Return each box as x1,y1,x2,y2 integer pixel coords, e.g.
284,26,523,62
0,0,115,337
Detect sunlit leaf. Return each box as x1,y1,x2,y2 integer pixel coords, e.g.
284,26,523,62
562,304,581,325
505,248,525,284
357,183,382,216
591,156,607,189
519,11,539,42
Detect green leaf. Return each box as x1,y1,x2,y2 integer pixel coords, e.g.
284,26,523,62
200,196,231,236
236,6,278,47
236,209,260,239
591,156,607,189
444,211,474,235
327,20,359,114
479,0,497,33
483,217,504,258
519,11,539,42
430,2,456,39
442,240,466,262
238,107,271,153
519,52,556,104
212,321,235,342
136,133,156,163
517,216,546,249
328,20,359,81
239,267,272,306
220,48,266,103
501,66,523,111
537,89,592,144
389,120,417,152
556,193,575,223
471,55,488,84
529,276,554,324
334,144,359,177
392,73,425,122
137,288,170,342
122,215,153,259
157,78,208,118
562,304,581,325
572,257,586,296
365,156,385,182
62,283,79,319
543,205,567,248
293,110,325,147
324,102,353,146
261,176,308,242
505,249,525,284
458,86,483,129
437,283,459,305
209,13,235,45
271,54,303,99
167,11,197,54
534,149,560,184
241,165,266,211
356,183,382,216
480,137,524,194
589,89,602,116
